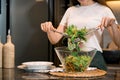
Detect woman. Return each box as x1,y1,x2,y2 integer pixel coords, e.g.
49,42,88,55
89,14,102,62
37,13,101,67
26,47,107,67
41,0,117,71
100,17,120,48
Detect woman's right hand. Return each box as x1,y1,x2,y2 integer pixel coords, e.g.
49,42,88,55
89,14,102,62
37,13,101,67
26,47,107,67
41,21,56,33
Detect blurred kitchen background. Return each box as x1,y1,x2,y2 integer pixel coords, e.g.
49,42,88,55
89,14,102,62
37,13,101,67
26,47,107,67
0,0,120,66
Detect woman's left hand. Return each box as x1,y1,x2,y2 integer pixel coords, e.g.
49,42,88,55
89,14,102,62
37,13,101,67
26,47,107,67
99,17,115,30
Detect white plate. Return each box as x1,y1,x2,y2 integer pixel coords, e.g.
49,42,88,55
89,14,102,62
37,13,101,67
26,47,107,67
17,64,64,73
22,61,53,65
22,61,53,70
17,65,51,73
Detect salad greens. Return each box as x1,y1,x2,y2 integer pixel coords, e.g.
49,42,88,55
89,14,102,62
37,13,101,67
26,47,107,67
65,25,87,53
65,55,91,72
64,25,92,72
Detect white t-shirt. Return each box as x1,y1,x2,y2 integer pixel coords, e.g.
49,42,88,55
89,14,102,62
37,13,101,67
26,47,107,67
59,2,117,52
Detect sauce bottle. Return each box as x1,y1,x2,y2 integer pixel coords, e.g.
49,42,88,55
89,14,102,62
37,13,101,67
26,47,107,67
3,29,15,68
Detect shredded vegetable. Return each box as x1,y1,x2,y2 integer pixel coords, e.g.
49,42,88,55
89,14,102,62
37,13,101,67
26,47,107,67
64,25,92,72
65,25,87,53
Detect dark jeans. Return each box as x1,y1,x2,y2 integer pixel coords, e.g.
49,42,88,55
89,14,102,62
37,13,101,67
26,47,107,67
90,51,107,71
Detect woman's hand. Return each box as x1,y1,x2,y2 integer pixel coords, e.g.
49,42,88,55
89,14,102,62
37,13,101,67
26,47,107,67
99,17,116,30
41,21,61,44
41,21,56,33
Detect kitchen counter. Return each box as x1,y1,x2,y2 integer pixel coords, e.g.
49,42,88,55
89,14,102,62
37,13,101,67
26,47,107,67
0,66,120,80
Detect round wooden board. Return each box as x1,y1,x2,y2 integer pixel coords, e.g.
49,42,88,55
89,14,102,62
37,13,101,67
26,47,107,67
50,69,107,78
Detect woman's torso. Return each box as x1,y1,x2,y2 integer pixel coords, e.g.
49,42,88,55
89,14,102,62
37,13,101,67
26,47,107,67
60,2,116,52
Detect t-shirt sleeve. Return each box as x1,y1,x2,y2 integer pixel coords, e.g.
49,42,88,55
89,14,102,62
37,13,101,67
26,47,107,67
105,7,118,24
59,7,71,26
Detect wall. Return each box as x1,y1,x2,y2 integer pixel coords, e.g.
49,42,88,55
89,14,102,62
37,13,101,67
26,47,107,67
0,0,6,43
10,0,50,65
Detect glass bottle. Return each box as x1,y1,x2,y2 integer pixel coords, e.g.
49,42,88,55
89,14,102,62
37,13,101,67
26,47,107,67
0,37,3,68
3,32,15,68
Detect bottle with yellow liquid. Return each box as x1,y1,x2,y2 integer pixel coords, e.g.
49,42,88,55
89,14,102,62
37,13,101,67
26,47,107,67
3,29,15,68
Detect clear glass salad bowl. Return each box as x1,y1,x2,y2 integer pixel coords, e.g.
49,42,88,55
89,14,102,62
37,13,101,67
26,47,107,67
54,46,97,72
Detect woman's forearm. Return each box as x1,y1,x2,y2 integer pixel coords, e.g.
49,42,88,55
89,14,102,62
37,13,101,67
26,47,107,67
107,23,120,47
47,31,62,44
41,22,64,45
47,25,65,44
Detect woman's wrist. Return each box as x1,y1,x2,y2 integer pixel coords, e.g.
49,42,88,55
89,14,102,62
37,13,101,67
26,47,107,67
47,30,54,34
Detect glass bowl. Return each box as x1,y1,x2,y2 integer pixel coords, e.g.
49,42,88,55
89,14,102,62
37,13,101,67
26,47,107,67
55,46,97,72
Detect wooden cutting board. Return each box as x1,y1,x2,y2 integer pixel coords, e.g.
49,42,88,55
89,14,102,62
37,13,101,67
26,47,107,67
50,69,107,78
